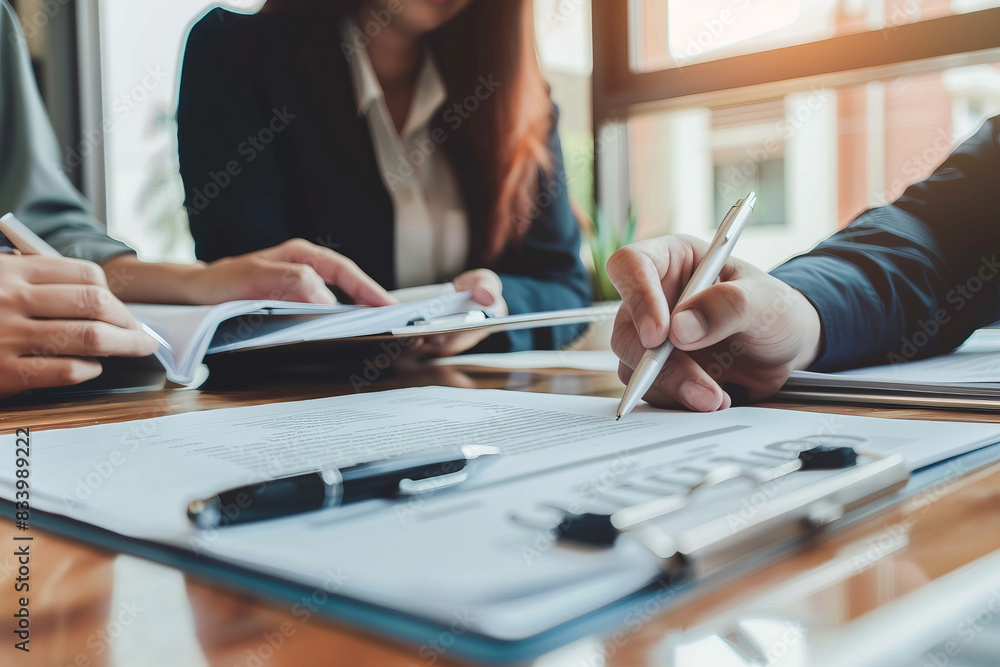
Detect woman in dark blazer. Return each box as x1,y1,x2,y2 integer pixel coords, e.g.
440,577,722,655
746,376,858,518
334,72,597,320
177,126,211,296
176,0,592,353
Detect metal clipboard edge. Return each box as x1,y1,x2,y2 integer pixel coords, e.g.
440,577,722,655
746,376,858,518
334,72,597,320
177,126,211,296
629,454,910,580
775,388,1000,413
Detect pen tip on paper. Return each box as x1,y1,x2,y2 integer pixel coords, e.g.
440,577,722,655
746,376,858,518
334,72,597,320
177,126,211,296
616,415,621,422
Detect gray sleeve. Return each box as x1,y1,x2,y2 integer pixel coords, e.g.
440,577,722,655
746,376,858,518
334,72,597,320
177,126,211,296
0,0,134,264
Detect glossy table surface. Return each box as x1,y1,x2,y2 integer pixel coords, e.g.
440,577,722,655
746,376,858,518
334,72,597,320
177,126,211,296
2,362,999,667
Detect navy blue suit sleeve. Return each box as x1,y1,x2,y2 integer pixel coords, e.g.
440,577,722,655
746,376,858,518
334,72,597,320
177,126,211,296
488,116,593,351
177,12,292,261
771,117,1000,370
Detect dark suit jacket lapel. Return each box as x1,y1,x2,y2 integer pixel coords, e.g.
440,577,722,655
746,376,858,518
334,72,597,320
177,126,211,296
279,12,397,290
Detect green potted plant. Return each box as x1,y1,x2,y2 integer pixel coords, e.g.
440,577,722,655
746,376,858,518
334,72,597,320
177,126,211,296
586,204,637,302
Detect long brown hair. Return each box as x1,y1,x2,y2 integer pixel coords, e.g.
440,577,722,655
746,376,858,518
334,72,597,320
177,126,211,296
263,0,553,263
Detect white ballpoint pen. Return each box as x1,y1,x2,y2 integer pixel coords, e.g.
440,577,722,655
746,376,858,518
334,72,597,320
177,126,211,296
617,192,756,420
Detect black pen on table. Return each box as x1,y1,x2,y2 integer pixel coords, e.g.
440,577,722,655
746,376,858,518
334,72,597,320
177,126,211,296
187,444,501,528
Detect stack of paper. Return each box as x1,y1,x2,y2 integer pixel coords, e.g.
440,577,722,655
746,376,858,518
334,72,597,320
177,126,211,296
780,331,1000,408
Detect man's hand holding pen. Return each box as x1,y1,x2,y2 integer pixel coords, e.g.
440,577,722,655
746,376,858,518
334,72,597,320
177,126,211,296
609,230,823,413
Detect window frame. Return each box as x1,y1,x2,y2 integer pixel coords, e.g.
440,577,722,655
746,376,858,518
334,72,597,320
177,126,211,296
593,2,1000,123
590,2,1000,222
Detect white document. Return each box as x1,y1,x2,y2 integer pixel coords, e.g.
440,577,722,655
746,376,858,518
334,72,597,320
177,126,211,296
431,350,620,372
3,388,999,640
785,330,1000,397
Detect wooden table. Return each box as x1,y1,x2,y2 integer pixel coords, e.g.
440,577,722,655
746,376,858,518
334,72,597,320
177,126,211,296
2,362,999,666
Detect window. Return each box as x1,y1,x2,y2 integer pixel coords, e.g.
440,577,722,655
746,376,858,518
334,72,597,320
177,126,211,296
631,0,1000,71
535,0,595,215
96,0,264,262
714,158,786,228
594,1,1000,268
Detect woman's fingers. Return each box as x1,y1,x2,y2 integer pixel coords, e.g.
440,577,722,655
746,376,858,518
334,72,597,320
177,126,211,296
453,270,507,316
257,239,396,306
251,258,339,305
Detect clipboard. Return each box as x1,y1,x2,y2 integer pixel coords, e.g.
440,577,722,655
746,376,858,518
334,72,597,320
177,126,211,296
4,445,994,665
212,303,618,350
196,304,616,387
4,384,1000,665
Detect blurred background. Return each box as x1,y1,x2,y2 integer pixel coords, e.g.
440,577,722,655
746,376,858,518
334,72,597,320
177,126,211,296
11,0,1000,270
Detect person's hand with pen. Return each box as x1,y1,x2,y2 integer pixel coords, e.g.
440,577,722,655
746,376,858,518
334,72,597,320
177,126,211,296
608,234,823,412
0,253,160,396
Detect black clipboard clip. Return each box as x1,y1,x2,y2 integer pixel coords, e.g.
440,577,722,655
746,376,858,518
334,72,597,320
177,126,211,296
512,447,909,581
